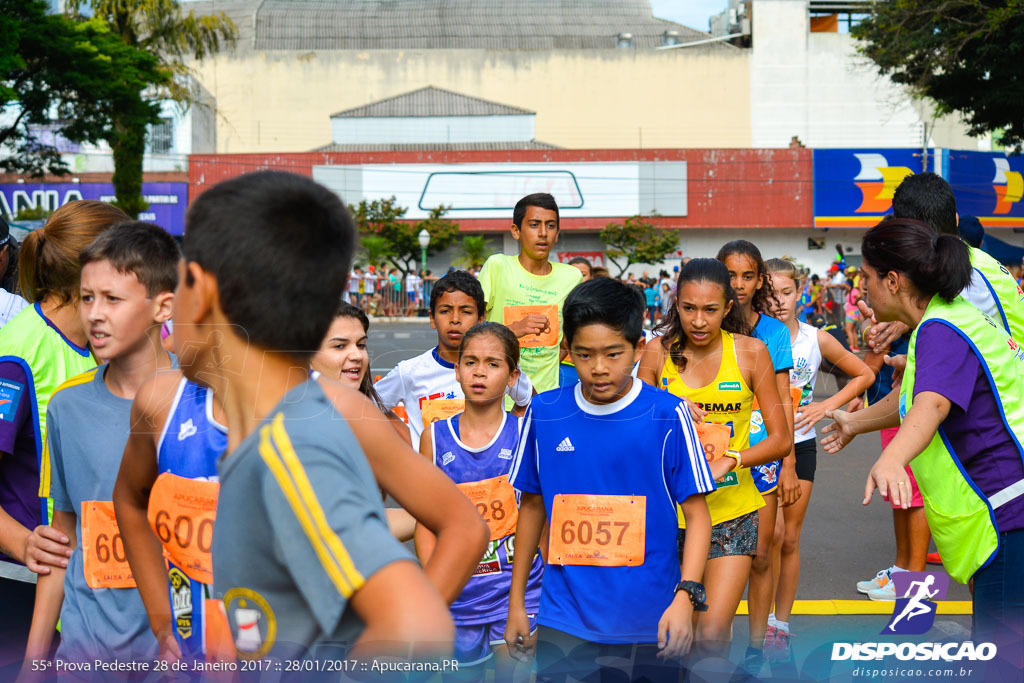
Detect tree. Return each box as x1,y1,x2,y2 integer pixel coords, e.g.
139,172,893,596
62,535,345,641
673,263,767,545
65,0,237,216
0,1,166,178
852,1,1024,148
600,215,680,278
454,235,494,270
358,235,395,268
353,197,460,277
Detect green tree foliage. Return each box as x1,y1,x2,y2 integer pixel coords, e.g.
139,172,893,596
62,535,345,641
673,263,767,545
353,198,460,277
852,0,1024,148
0,1,165,178
65,0,237,216
454,235,494,270
600,215,680,278
358,235,396,268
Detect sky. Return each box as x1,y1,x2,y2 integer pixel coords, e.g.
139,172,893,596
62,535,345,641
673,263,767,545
649,0,729,33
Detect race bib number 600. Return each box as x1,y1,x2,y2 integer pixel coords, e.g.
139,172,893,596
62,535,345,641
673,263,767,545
548,494,646,567
81,501,135,589
147,473,219,584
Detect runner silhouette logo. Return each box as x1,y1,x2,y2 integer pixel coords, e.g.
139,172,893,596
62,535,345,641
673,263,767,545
883,571,949,635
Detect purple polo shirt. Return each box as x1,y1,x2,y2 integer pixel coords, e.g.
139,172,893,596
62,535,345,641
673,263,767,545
0,361,39,563
914,322,1024,533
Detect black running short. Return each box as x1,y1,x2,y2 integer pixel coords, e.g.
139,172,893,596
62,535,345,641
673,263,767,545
794,438,817,482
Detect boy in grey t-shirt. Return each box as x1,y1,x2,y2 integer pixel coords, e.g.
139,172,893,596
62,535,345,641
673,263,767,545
22,222,179,668
214,380,409,659
177,172,487,662
44,368,160,664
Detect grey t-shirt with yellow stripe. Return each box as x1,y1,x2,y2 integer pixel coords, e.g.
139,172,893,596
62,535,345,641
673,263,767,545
212,379,410,660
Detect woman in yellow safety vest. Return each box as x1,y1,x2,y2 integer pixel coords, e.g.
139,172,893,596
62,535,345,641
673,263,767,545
823,217,1024,675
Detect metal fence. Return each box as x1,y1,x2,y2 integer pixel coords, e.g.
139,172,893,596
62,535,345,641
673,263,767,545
347,277,438,317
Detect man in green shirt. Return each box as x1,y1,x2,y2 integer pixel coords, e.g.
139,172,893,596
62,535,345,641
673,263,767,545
478,193,583,393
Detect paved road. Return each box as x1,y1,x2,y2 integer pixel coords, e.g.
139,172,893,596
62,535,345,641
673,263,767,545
369,322,977,680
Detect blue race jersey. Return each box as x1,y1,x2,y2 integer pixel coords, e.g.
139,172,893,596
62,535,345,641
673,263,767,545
432,412,543,624
156,378,227,659
748,313,795,448
510,380,714,643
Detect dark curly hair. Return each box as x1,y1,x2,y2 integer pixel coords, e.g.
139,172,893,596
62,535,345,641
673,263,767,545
717,239,781,318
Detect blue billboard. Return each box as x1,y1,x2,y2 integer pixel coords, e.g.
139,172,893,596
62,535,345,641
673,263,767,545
0,181,187,235
813,149,932,228
945,150,1024,229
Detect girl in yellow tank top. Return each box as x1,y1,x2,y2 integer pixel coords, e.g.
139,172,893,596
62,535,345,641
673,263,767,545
659,330,763,526
638,258,792,660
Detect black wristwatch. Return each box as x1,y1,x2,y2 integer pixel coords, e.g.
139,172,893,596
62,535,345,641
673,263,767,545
675,580,708,612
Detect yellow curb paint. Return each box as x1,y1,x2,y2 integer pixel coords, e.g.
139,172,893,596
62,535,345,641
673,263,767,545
734,600,973,616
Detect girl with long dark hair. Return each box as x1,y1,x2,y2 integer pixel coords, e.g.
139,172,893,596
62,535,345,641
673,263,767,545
716,240,796,667
638,258,789,660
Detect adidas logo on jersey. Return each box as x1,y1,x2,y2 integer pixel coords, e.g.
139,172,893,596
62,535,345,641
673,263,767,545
178,419,198,441
499,448,514,460
441,451,456,466
556,437,575,452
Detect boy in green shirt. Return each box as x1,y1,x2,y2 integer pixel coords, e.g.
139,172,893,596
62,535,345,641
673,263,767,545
478,193,582,393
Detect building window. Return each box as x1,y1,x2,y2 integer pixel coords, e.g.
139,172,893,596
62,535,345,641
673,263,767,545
809,1,869,33
149,118,174,154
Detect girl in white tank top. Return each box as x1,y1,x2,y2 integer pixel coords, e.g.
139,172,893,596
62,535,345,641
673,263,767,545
759,259,875,667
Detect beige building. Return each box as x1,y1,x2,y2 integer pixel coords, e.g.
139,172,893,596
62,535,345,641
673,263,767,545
187,0,751,153
188,0,987,154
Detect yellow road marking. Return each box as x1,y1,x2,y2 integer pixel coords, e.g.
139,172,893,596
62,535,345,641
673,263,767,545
734,600,972,615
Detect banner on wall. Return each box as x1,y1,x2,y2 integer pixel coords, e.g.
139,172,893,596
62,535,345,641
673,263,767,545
813,149,931,228
0,182,188,235
555,251,606,267
945,150,1024,229
312,162,687,220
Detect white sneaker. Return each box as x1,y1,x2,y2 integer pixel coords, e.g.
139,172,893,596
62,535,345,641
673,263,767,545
868,581,897,601
857,568,890,594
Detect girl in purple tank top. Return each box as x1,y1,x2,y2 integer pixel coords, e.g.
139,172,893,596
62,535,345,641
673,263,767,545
415,322,543,677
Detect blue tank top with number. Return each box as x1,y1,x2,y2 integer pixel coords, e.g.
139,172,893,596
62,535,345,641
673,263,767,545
156,378,227,659
432,412,543,624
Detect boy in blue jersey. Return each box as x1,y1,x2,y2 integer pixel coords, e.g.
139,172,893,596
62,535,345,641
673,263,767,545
505,278,714,681
113,368,228,663
171,171,488,663
21,222,179,670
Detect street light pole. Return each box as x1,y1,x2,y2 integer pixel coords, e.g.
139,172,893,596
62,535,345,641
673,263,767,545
417,228,430,277
417,228,430,315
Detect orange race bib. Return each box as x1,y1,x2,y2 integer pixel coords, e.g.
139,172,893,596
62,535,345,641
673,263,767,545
752,386,803,412
548,494,646,567
81,501,135,589
504,305,559,347
457,475,518,541
147,473,219,584
421,398,465,430
696,422,732,462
